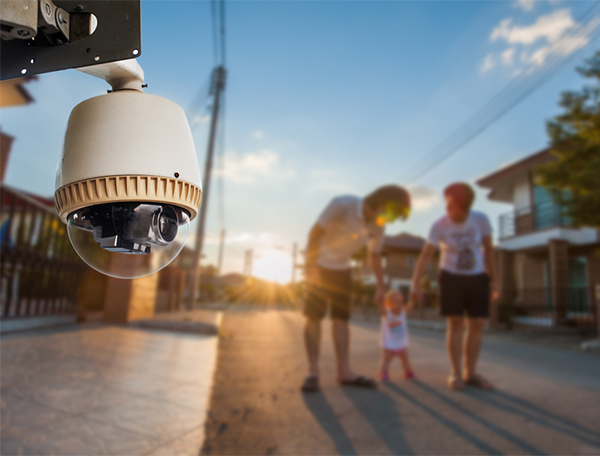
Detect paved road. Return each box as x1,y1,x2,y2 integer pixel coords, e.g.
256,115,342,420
1,323,218,456
202,309,600,456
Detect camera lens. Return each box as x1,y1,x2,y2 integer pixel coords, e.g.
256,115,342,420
154,205,178,243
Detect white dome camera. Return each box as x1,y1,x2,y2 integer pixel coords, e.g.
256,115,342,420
54,60,202,279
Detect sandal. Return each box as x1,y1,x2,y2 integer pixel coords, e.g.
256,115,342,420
378,371,390,382
301,376,319,393
447,375,466,391
403,370,417,380
464,374,494,390
339,376,377,389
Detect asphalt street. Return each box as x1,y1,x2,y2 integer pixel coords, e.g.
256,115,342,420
202,308,600,456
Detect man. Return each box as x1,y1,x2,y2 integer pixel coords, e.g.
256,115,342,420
411,183,498,391
301,185,411,393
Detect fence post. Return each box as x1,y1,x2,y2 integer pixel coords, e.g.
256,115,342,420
496,249,515,329
595,284,600,337
549,239,569,327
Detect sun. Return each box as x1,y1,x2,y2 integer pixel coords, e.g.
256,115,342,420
253,250,293,284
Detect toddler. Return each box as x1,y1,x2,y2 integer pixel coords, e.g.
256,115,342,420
378,290,416,381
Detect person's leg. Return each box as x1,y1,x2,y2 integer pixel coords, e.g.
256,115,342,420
462,274,493,388
332,317,357,380
379,349,394,380
303,272,326,380
447,316,465,379
463,317,484,379
398,349,415,377
304,316,322,378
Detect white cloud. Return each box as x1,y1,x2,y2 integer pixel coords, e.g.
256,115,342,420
501,47,516,65
252,129,264,140
407,185,439,212
514,0,535,12
491,10,574,45
192,115,210,126
484,9,599,74
513,0,562,11
480,53,495,74
216,149,294,184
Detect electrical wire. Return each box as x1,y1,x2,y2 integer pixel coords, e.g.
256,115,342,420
399,3,600,184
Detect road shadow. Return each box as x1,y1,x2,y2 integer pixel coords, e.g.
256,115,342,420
384,382,502,455
340,385,415,455
465,389,600,447
302,391,358,456
412,381,546,455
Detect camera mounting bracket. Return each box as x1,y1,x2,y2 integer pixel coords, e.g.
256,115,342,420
0,0,141,81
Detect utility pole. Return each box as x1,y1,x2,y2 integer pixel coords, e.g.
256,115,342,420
243,249,253,277
187,66,227,309
216,228,226,275
291,242,297,285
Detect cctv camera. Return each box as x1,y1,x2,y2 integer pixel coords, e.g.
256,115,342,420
54,88,202,279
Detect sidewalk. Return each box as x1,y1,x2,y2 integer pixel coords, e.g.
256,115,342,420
202,308,600,455
1,316,220,455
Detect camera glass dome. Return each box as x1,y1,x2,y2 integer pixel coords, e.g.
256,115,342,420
67,203,190,279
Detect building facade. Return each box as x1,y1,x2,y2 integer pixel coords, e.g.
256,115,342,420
477,149,600,332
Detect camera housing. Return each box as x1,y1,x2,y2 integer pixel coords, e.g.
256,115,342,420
54,87,202,278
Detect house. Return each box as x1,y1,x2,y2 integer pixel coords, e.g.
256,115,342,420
354,232,439,297
477,149,600,331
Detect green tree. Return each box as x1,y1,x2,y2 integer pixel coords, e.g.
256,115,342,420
536,51,600,227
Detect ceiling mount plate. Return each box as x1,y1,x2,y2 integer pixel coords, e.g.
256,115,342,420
1,0,141,81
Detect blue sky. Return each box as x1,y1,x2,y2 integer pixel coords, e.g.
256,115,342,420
2,0,599,281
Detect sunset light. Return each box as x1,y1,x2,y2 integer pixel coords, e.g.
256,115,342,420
252,250,293,284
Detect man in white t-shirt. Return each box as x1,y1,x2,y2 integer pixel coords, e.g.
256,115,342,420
301,185,411,393
411,183,498,391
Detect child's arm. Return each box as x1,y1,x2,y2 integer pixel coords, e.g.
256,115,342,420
405,299,416,314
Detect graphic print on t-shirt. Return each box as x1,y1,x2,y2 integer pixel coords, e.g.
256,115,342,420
451,228,476,271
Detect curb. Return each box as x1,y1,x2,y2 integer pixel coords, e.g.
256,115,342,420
130,312,222,335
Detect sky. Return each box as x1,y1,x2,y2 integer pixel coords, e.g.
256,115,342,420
2,0,599,283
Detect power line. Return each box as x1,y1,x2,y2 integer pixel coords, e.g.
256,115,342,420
399,4,600,184
211,0,219,65
219,0,227,66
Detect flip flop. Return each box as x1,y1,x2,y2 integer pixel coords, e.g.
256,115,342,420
301,376,319,393
339,376,377,389
464,374,494,390
447,375,466,391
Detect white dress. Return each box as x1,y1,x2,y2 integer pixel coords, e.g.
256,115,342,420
380,309,409,351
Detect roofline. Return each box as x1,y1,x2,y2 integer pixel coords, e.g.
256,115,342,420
476,148,551,188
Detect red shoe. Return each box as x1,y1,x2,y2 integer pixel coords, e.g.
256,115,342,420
403,370,417,380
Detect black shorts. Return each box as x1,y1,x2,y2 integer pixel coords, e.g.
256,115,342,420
439,270,490,318
304,267,352,321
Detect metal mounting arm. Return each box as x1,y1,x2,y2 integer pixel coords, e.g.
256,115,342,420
77,58,145,92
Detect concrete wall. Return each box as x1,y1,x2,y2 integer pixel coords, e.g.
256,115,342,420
513,174,531,211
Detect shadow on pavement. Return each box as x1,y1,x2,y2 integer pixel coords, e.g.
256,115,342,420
466,389,600,447
384,382,502,455
302,391,358,456
413,381,546,455
340,385,415,455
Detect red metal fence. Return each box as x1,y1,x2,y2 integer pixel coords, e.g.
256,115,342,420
1,184,84,319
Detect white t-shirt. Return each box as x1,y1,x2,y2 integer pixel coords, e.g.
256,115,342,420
427,211,492,275
380,309,409,351
314,195,384,270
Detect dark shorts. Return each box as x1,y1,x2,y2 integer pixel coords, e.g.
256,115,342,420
439,270,490,318
304,266,352,321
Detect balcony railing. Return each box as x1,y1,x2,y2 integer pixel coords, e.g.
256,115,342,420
499,202,573,240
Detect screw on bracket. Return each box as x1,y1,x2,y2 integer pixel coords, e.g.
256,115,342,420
75,4,84,11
